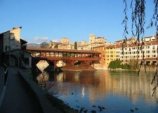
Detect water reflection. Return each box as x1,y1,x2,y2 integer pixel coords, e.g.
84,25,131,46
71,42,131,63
48,70,158,113
36,71,49,87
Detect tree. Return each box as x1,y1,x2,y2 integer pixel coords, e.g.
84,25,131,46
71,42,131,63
40,42,50,48
108,59,122,69
122,0,158,95
108,59,131,70
74,41,77,50
122,0,158,40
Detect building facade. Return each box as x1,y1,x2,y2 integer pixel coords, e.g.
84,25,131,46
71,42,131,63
0,27,32,68
106,45,115,66
119,36,158,65
89,34,106,49
0,27,21,53
77,41,90,50
92,45,106,68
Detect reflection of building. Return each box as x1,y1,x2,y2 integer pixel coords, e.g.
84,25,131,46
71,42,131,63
87,71,158,102
49,71,158,104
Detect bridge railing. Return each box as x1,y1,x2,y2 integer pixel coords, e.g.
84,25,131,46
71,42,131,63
34,56,100,61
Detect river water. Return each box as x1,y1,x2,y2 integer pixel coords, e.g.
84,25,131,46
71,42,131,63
48,70,158,113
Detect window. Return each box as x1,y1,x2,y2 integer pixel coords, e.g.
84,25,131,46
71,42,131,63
146,46,150,49
153,46,155,49
132,47,135,49
152,50,156,53
153,55,156,57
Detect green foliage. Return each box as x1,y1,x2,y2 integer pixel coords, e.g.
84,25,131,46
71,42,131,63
74,42,77,50
108,59,131,69
40,42,50,48
121,63,131,69
108,59,122,69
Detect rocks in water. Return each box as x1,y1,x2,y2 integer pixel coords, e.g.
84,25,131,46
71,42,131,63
98,106,102,111
83,109,88,113
78,105,106,113
135,107,138,110
79,107,85,113
91,110,96,113
98,106,106,111
130,109,134,112
130,107,139,112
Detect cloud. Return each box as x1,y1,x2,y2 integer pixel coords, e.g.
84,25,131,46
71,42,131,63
51,39,60,42
32,37,49,44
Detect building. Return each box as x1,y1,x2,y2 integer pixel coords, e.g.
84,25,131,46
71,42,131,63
57,37,74,49
120,36,158,65
89,34,106,49
105,44,118,67
77,41,90,50
0,27,32,68
92,45,106,69
60,37,70,45
58,43,74,50
0,27,21,53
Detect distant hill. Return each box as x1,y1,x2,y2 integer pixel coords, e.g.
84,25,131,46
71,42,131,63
27,43,40,48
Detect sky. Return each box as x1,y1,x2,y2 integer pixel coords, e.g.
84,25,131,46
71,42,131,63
0,0,156,43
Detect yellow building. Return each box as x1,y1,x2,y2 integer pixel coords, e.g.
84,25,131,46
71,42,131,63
89,34,105,49
60,37,70,44
77,41,90,50
105,44,119,67
58,37,74,49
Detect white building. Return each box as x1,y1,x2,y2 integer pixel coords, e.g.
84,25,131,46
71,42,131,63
120,36,158,65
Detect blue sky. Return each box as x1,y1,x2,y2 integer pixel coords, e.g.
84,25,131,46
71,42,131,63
0,0,155,43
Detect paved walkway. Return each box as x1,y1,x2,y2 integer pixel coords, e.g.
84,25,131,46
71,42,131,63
0,67,62,113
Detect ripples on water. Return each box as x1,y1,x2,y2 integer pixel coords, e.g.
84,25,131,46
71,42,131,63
48,70,158,113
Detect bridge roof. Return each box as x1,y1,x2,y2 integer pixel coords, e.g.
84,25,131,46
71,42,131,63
27,47,100,54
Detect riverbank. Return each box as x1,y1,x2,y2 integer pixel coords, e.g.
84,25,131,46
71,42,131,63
47,93,78,113
95,66,157,72
20,68,78,113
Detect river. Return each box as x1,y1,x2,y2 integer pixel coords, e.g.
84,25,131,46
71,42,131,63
47,70,158,113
